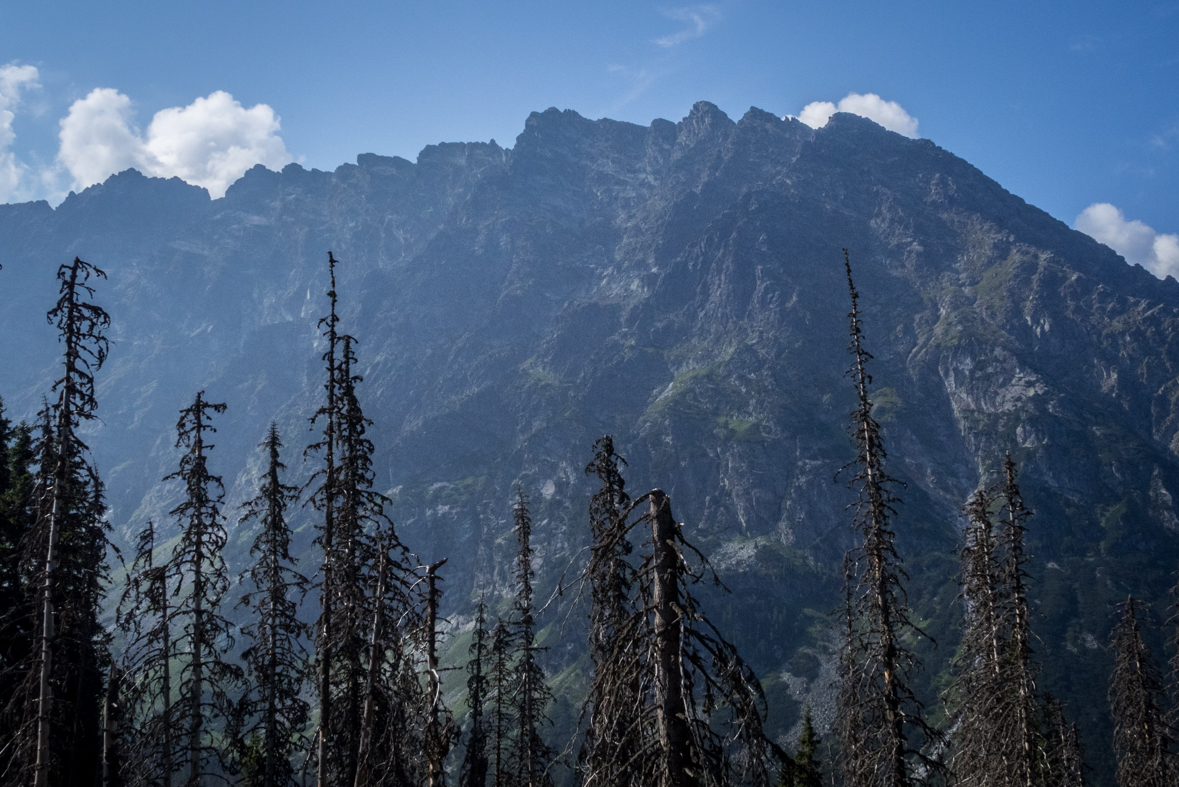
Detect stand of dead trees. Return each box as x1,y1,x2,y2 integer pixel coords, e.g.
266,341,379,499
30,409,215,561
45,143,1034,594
11,247,1179,787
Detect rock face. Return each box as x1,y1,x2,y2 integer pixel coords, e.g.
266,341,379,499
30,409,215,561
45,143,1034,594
2,102,1178,783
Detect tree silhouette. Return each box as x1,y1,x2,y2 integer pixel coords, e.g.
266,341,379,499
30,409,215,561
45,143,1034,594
489,619,515,787
578,436,639,787
115,520,177,787
306,251,344,787
1108,598,1175,787
461,597,492,787
511,486,555,787
237,423,312,787
422,558,456,787
833,250,938,787
8,257,112,787
165,391,243,786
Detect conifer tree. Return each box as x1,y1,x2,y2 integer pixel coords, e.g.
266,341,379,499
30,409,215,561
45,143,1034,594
777,706,821,787
307,251,344,787
115,520,177,787
237,423,311,787
339,336,421,787
423,558,456,787
834,250,938,787
579,483,782,787
510,486,555,787
996,454,1041,787
1042,697,1086,787
0,403,36,762
945,485,1007,786
306,253,420,787
1108,598,1175,787
578,436,640,787
461,598,492,787
165,391,243,786
641,489,779,787
8,257,113,787
489,619,515,787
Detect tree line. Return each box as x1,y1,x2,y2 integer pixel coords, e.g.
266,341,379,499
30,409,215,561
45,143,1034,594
0,250,1177,786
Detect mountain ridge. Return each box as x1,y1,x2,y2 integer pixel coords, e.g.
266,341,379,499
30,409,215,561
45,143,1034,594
2,101,1178,784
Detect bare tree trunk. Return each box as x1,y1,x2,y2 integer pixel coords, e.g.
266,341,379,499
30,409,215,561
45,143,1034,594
426,559,449,787
102,665,118,787
190,534,204,786
315,251,341,787
649,490,695,787
162,579,173,787
354,541,389,787
33,497,58,787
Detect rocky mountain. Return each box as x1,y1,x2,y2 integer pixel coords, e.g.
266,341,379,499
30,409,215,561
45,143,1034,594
3,101,1178,783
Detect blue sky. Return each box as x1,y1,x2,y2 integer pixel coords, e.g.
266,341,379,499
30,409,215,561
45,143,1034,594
2,1,1177,274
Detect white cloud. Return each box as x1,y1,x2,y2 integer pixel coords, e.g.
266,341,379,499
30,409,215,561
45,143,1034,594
654,5,722,47
57,88,148,190
797,100,837,131
58,88,291,198
1075,202,1179,280
0,62,41,203
791,92,920,138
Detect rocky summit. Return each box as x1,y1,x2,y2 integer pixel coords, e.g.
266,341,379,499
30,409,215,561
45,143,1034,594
2,101,1177,783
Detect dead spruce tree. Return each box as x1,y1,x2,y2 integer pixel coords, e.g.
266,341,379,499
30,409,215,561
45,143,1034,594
306,256,420,787
422,559,457,787
511,486,556,787
577,436,640,787
461,598,492,787
945,485,1007,786
307,250,345,787
237,423,312,787
339,336,422,787
1108,599,1175,787
995,454,1047,787
639,489,779,787
115,520,178,787
834,250,938,787
1041,697,1086,787
9,257,112,787
165,391,244,786
946,456,1083,787
489,619,516,787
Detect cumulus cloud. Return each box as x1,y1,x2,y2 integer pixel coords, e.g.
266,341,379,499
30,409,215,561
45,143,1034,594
791,92,919,138
58,89,291,198
654,5,722,47
1075,202,1179,280
0,62,41,202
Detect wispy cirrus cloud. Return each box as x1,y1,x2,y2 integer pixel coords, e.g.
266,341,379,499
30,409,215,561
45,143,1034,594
654,5,722,48
1069,34,1102,53
1076,203,1179,280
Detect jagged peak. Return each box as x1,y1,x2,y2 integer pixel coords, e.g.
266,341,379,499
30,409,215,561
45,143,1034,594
57,168,210,214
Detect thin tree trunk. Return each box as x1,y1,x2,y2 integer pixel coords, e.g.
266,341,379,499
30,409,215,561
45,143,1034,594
649,490,695,787
162,577,173,787
354,541,389,787
426,559,448,787
33,499,58,787
190,531,205,786
316,252,340,787
102,665,119,787
35,357,75,787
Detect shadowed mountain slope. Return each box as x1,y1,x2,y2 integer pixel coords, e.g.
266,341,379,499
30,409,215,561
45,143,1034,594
3,102,1177,784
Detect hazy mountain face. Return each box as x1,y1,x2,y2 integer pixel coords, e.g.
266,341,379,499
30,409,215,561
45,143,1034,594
3,102,1177,783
